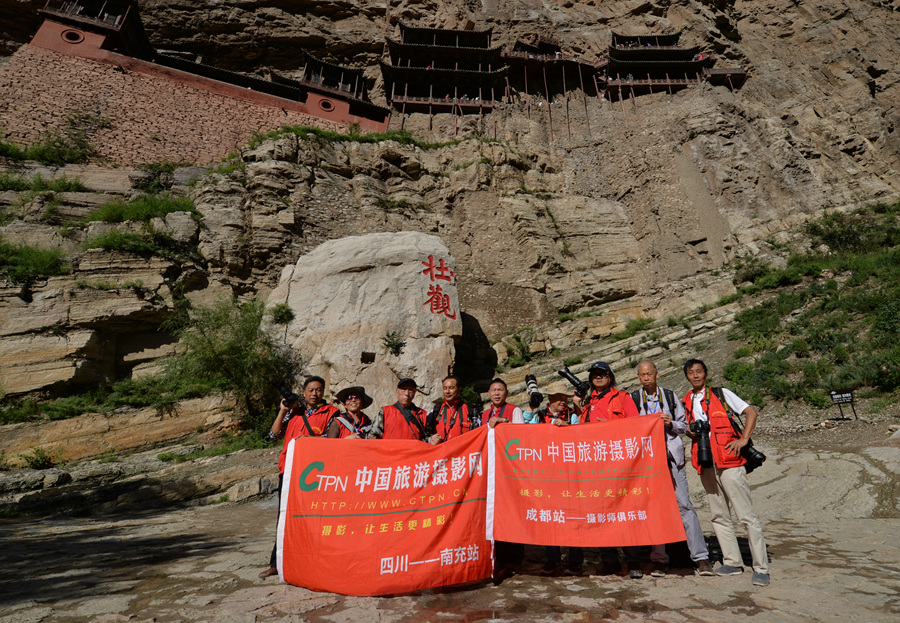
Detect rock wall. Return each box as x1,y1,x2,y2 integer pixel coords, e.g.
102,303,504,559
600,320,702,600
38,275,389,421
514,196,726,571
0,45,345,166
267,231,462,409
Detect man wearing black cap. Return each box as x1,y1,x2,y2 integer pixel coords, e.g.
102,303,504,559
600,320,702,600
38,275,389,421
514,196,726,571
369,378,429,441
572,361,640,423
572,361,642,578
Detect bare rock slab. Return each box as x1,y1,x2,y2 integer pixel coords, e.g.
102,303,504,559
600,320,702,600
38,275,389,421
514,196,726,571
269,231,461,406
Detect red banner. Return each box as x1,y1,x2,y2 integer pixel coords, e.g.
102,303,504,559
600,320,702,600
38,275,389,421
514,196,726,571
488,417,686,547
278,427,491,595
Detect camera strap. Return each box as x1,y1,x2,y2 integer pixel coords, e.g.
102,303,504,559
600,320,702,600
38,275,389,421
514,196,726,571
297,405,318,437
396,402,426,439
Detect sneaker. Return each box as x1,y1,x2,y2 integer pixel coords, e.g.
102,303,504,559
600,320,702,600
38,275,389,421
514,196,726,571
540,561,561,576
751,572,770,586
649,561,667,578
625,562,643,579
695,560,715,576
715,564,744,576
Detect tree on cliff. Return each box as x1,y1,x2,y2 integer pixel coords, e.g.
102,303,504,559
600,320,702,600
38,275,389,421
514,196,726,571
164,296,300,436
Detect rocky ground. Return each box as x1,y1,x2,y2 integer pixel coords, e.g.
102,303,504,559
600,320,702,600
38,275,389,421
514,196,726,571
1,421,899,623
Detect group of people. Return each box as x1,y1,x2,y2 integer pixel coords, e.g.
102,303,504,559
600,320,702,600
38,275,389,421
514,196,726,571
258,358,770,590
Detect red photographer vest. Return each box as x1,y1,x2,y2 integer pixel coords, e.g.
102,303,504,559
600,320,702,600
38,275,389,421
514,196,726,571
278,403,338,473
682,387,746,473
381,404,428,441
579,388,639,424
331,412,371,439
481,403,517,424
431,401,478,440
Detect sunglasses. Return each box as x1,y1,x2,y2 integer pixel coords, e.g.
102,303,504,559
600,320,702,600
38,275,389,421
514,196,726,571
344,395,362,402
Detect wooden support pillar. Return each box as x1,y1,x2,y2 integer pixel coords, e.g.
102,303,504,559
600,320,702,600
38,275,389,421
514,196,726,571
524,66,530,120
578,64,591,137
454,85,459,136
727,73,735,92
542,64,554,141
593,74,602,103
562,64,571,139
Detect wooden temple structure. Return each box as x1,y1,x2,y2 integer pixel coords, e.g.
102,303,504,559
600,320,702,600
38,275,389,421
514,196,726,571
379,22,507,127
25,3,748,139
605,31,747,105
30,0,389,130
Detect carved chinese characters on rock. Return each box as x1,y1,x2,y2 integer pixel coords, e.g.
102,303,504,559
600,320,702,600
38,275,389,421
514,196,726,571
422,255,457,319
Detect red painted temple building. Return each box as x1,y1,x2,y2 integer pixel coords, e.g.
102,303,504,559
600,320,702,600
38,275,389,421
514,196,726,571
29,0,389,131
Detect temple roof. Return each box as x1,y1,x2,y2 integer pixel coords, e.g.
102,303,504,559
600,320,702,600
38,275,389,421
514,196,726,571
304,52,366,79
610,32,682,47
386,38,503,64
609,45,700,61
398,21,492,47
398,21,493,36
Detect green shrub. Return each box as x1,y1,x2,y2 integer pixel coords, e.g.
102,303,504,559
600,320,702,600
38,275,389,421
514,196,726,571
732,254,771,284
19,447,58,469
804,390,831,409
563,355,583,367
610,317,654,342
0,375,216,425
0,237,70,283
164,296,300,436
792,338,811,358
158,433,268,462
382,330,406,356
84,194,197,224
249,125,462,151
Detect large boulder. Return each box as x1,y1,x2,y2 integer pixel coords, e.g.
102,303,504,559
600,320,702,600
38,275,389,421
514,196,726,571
268,232,462,410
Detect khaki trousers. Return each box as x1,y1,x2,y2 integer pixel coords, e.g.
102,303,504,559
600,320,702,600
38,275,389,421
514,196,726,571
699,464,768,574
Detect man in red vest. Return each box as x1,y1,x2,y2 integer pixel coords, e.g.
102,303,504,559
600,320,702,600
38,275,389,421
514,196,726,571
683,358,769,587
573,361,642,578
481,377,525,583
426,375,481,444
370,378,429,441
260,376,337,578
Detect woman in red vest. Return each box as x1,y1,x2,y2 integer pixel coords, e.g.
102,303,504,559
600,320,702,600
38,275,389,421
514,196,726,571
327,386,373,439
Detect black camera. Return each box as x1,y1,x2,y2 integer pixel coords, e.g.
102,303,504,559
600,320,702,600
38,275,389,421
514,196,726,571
525,374,543,409
275,380,300,405
729,418,767,473
689,420,714,468
558,366,589,399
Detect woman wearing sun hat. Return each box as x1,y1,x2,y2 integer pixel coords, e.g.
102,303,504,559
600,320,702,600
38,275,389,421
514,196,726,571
327,386,374,439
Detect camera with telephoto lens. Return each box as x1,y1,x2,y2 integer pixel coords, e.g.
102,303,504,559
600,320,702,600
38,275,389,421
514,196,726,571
729,417,767,474
689,420,714,468
558,366,590,399
268,380,299,440
525,374,543,409
275,380,299,405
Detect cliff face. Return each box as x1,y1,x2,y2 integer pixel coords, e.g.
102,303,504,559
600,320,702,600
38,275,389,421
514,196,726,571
2,0,900,395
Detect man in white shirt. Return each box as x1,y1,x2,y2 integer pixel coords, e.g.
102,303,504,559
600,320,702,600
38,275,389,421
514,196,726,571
682,358,769,587
632,360,714,577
